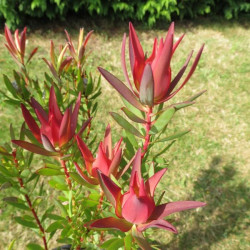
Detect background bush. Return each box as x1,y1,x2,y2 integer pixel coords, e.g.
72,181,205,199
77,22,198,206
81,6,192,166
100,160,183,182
0,0,250,29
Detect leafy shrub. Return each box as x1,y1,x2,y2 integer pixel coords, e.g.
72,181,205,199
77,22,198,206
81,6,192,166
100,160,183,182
178,0,250,20
0,0,249,29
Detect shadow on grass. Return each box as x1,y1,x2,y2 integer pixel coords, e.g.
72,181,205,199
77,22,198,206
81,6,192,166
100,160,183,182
156,156,249,249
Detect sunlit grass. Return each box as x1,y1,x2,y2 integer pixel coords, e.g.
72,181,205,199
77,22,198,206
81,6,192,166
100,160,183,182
0,18,249,249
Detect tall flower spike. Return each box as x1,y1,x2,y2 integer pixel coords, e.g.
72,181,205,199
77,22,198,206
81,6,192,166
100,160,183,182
87,149,206,248
99,22,204,108
12,87,88,156
75,124,124,185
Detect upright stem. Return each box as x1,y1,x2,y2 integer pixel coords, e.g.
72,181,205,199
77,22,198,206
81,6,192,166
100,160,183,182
141,107,152,158
60,157,72,189
94,190,104,217
12,150,48,250
84,96,91,139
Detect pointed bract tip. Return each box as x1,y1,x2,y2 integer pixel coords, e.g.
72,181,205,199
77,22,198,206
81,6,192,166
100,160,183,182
98,66,104,73
200,202,206,207
169,22,175,30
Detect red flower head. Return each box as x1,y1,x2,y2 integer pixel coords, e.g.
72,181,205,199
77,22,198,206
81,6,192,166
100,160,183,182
98,22,204,108
87,149,206,248
74,124,123,185
4,25,38,66
12,87,87,156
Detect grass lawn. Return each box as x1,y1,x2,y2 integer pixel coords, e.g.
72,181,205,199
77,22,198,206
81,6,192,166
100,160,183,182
0,17,249,249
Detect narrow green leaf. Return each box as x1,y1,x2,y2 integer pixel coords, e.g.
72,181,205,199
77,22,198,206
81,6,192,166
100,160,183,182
0,146,11,156
0,175,8,184
26,172,39,184
156,191,166,206
41,205,54,223
86,76,93,95
3,75,18,98
131,225,151,249
107,238,124,250
150,108,175,134
0,182,12,190
172,101,195,110
26,152,34,167
14,217,38,228
9,124,15,140
124,233,132,250
33,197,43,208
4,99,21,106
49,179,68,191
22,128,41,146
0,165,18,177
45,213,66,221
56,238,72,244
69,172,96,188
53,84,63,106
26,243,44,250
122,98,144,118
101,238,119,248
186,90,207,102
125,131,138,148
37,168,64,176
68,190,72,217
19,78,30,100
20,169,31,178
82,198,99,208
148,163,154,178
89,89,102,100
122,132,135,159
154,130,190,143
91,102,98,115
8,239,16,250
153,141,176,159
46,221,64,233
110,112,144,138
44,163,61,170
54,199,68,217
60,224,71,238
3,197,29,210
23,215,35,221
121,107,146,124
110,174,122,188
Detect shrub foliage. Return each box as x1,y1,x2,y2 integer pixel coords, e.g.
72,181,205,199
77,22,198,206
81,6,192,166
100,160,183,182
0,0,250,28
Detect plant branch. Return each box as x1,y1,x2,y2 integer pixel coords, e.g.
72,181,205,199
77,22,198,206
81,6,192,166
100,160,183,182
12,150,48,250
141,107,152,158
84,96,92,139
60,156,72,189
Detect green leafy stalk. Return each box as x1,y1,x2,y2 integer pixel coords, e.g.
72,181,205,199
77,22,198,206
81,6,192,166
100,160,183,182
12,150,48,250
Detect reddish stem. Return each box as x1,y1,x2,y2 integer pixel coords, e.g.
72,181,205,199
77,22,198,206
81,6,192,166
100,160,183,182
84,97,91,139
94,190,104,218
141,107,152,158
12,150,48,250
60,157,72,189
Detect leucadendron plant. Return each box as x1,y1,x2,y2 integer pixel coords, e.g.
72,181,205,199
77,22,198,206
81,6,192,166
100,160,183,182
0,23,206,250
